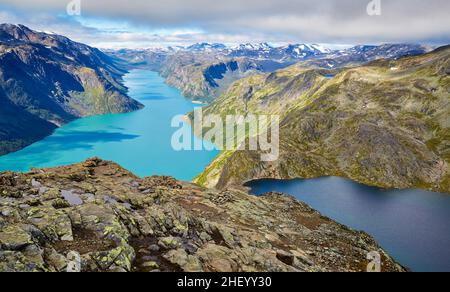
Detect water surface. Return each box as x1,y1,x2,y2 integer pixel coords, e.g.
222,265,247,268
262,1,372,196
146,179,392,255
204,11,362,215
246,177,450,272
0,70,219,181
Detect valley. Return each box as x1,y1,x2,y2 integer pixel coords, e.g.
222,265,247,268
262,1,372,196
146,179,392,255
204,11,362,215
0,70,218,181
0,23,449,273
110,43,429,103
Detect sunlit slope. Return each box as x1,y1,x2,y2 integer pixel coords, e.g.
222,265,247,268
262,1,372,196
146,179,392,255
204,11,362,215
196,46,450,193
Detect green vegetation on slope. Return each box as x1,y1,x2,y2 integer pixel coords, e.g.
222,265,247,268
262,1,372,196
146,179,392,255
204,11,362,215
195,46,450,193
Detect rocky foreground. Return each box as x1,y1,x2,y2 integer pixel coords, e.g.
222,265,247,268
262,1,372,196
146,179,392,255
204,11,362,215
0,158,405,272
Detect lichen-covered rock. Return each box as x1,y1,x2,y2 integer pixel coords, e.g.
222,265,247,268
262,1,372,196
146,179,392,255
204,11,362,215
44,248,67,272
0,224,33,250
164,249,202,272
0,158,406,272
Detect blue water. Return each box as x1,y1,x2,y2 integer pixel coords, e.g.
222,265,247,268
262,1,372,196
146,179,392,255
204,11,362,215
246,177,450,272
0,70,219,181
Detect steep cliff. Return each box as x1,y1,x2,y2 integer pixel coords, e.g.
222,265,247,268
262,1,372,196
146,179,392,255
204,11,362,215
0,24,143,155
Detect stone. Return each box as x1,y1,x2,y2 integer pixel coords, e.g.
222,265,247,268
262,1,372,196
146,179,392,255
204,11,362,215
148,244,160,252
108,266,128,273
68,173,86,182
52,199,71,209
209,258,234,272
26,207,73,242
0,249,47,272
141,261,159,270
44,248,67,272
291,249,314,267
164,249,203,272
195,244,236,272
61,190,83,206
0,225,33,251
41,188,61,201
31,179,42,188
276,250,295,266
158,236,181,250
82,157,102,168
79,183,97,194
1,209,11,217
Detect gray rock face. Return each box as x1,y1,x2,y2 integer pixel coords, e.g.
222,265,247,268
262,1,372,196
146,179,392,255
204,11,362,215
0,158,405,272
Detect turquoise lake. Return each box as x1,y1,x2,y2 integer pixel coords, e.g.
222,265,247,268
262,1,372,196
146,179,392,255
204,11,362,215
0,70,219,181
246,177,450,272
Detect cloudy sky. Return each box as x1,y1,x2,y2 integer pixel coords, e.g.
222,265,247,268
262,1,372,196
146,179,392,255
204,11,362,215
0,0,449,48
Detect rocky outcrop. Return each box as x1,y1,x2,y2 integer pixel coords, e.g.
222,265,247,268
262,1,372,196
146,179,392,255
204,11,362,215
195,46,450,193
0,158,405,272
0,24,143,155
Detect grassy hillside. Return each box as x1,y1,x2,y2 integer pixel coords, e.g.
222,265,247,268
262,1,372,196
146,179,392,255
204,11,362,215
195,46,450,193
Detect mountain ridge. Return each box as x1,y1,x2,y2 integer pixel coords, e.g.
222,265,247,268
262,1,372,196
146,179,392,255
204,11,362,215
110,42,430,102
0,24,143,155
193,46,450,193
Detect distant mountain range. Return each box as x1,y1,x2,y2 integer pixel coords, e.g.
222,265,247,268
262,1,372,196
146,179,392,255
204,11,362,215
180,42,331,60
0,24,143,155
109,42,431,101
110,42,429,64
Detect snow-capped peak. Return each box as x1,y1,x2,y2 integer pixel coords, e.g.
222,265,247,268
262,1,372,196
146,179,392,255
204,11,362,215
310,44,332,54
233,43,273,51
186,43,227,51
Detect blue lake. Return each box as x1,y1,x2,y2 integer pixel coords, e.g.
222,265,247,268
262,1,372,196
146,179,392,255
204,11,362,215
246,177,450,272
0,70,219,181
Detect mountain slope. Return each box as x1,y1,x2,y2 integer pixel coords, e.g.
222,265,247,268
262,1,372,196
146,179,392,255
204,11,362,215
160,53,288,102
0,94,56,155
0,24,143,155
0,158,404,272
113,43,428,102
195,46,450,193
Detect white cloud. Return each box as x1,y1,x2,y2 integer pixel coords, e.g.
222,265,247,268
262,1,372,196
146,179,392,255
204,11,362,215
0,0,449,48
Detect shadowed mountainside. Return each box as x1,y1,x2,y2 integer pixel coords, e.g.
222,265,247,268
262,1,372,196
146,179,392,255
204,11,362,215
0,24,143,155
